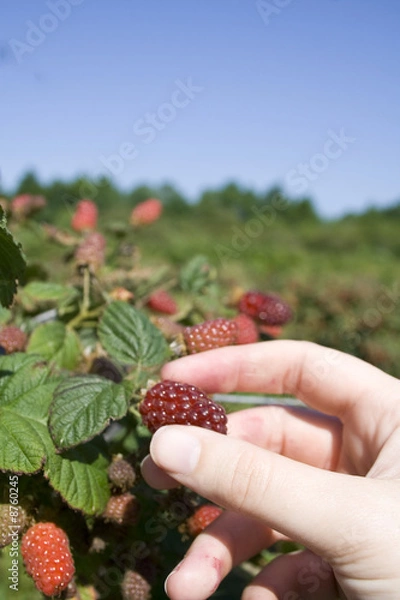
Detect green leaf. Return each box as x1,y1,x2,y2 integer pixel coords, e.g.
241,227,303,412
27,321,81,369
0,354,110,514
19,281,79,312
0,208,26,308
0,305,11,325
49,375,130,450
44,440,110,516
98,301,168,367
0,354,59,473
179,255,215,294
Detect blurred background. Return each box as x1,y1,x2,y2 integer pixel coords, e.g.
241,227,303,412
1,0,400,376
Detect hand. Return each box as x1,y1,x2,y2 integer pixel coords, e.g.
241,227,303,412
141,340,400,600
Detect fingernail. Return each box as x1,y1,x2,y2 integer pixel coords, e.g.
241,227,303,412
164,560,183,596
151,427,201,475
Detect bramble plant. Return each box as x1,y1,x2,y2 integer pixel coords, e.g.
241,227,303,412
0,199,293,599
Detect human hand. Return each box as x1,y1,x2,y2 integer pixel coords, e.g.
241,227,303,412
141,340,400,599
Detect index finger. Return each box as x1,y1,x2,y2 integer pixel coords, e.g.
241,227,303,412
162,340,399,418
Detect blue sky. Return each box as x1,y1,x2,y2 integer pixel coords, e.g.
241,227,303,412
1,0,399,218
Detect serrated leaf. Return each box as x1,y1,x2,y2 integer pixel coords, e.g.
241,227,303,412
0,354,110,514
49,375,130,450
27,321,81,369
0,208,26,307
19,281,79,312
98,301,168,367
0,354,59,473
44,440,110,515
179,255,214,294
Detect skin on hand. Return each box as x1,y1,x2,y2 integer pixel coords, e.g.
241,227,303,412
141,340,400,600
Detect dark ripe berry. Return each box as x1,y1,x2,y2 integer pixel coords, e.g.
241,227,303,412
0,326,28,354
139,380,228,434
146,290,177,315
183,318,238,354
107,456,136,492
238,290,292,326
186,504,223,537
90,356,123,383
232,313,259,344
21,522,75,597
121,569,151,600
102,492,140,527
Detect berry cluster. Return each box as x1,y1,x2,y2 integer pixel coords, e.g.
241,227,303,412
130,198,163,226
102,492,140,527
75,231,106,271
139,380,228,434
107,456,136,492
183,317,238,354
122,569,151,600
0,325,28,354
186,504,223,537
10,194,46,220
238,290,292,326
146,289,178,315
21,522,75,597
71,199,98,232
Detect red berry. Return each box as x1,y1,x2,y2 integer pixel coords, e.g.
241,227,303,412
130,198,162,226
0,325,28,354
187,505,223,537
259,324,283,338
232,313,259,344
21,522,75,597
183,318,238,354
71,199,98,232
238,290,292,326
139,380,228,434
75,231,106,271
11,194,46,219
102,492,140,526
122,569,151,600
146,290,177,315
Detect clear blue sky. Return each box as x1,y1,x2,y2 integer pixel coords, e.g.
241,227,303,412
1,0,399,217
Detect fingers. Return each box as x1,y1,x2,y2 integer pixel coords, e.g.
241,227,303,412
227,405,342,471
149,425,372,559
142,406,342,487
161,341,399,418
165,512,282,600
242,549,338,600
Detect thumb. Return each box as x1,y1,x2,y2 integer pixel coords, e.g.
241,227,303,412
149,425,371,559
